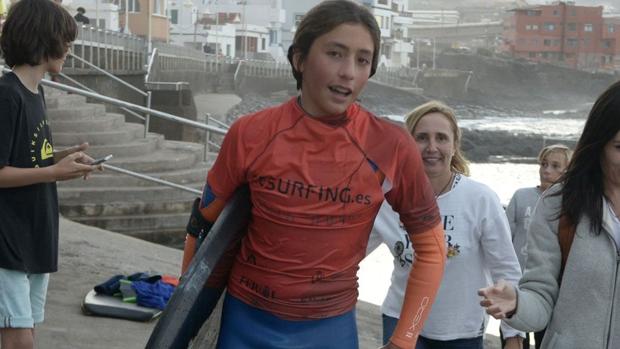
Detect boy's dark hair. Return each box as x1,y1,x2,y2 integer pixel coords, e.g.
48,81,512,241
77,7,86,14
1,0,77,67
287,0,381,90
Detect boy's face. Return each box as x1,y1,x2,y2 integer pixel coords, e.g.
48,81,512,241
294,23,374,117
45,44,71,74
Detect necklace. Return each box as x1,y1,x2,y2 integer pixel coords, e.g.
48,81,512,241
435,172,455,198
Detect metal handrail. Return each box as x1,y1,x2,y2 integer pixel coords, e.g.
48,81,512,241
70,52,148,97
145,48,158,83
207,116,230,130
233,60,244,85
57,72,146,121
103,164,201,195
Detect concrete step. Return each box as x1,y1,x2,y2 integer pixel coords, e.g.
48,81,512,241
103,148,203,173
53,122,144,146
47,104,107,121
60,199,194,217
49,113,125,133
58,184,199,203
69,212,189,238
81,134,164,158
46,94,88,109
58,164,208,188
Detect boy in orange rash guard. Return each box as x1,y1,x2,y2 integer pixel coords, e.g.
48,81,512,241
181,1,446,348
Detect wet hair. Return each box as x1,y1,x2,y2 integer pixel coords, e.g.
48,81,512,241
538,143,573,165
77,7,86,14
1,0,77,67
286,0,381,90
404,100,470,176
559,80,620,232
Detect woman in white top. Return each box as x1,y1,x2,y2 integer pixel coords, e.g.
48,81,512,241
368,101,524,349
503,144,572,348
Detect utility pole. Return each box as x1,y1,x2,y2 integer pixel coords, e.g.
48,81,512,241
147,0,152,54
124,0,130,33
242,0,247,60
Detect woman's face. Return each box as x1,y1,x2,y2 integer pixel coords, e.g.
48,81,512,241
602,130,620,187
294,23,374,117
412,112,456,178
539,151,568,190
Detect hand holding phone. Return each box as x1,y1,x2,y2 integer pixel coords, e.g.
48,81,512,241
91,154,113,165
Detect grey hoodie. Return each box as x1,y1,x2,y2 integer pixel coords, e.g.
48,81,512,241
506,185,620,349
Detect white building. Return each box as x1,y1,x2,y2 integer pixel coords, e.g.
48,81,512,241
361,0,414,67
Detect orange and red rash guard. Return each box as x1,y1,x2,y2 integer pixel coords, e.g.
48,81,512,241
208,97,443,340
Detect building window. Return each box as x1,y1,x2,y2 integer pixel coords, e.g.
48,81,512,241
261,38,266,50
269,30,277,45
170,9,178,24
609,24,616,33
526,10,539,16
529,52,536,58
567,38,578,47
532,24,539,30
544,23,556,31
544,39,551,46
378,0,388,4
553,39,561,46
553,10,559,16
570,8,577,16
567,23,576,31
526,24,538,30
584,23,593,32
602,39,612,49
153,0,164,15
124,0,139,12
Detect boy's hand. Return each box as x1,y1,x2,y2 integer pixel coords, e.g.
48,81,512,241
52,151,96,181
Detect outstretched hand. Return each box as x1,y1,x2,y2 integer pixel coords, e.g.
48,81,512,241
478,279,517,319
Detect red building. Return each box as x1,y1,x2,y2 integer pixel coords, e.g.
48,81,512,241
501,1,620,72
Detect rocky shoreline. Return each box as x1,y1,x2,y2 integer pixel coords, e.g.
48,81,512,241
224,84,584,162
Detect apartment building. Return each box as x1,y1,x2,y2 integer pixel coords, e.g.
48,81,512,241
501,1,620,71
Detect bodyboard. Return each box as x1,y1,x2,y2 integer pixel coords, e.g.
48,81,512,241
146,185,251,349
81,289,161,322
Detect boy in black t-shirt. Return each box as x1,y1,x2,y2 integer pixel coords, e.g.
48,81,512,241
0,0,99,347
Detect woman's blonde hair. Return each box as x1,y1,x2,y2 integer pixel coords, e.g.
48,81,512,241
404,100,470,176
537,143,573,165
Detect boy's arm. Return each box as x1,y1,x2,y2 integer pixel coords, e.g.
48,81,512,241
0,152,95,188
181,184,226,274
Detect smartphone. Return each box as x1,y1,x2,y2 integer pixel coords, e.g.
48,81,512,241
91,154,113,165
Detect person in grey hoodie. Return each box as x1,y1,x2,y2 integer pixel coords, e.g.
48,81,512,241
478,80,620,349
503,144,572,348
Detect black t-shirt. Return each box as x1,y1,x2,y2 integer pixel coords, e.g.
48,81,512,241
0,72,59,273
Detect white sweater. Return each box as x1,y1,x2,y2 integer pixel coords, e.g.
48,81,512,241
368,174,524,340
